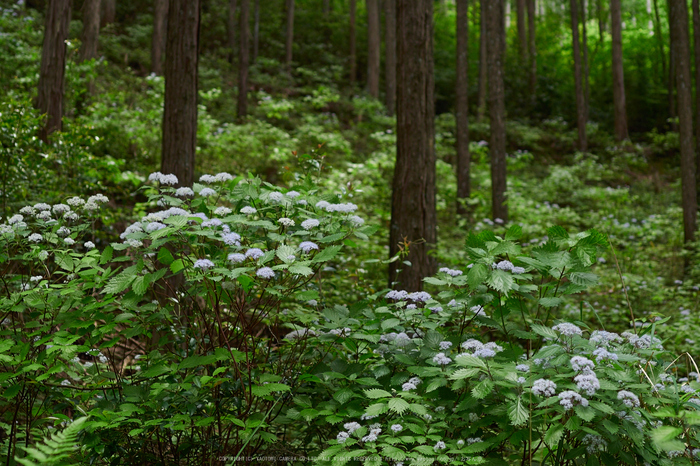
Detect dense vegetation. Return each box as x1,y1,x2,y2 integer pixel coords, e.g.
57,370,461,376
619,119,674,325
2,0,700,464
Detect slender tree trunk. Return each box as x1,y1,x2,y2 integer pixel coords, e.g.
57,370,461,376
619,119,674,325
596,0,604,39
669,0,697,243
37,0,71,142
570,0,587,151
516,0,527,63
486,0,508,222
668,0,677,131
610,0,628,141
238,0,249,117
253,0,260,62
152,0,168,74
227,0,237,64
390,0,436,291
456,0,470,215
692,0,700,175
385,0,396,115
285,0,294,70
161,0,200,187
581,0,590,125
100,0,115,27
527,0,536,97
80,0,101,62
367,0,381,98
477,0,487,121
652,0,667,85
349,0,357,86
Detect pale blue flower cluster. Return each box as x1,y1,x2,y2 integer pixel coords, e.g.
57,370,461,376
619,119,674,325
193,259,215,271
438,267,462,277
299,241,319,253
532,379,557,397
558,390,589,410
301,219,320,230
256,267,275,279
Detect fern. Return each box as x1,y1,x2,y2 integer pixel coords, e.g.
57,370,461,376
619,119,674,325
15,417,87,466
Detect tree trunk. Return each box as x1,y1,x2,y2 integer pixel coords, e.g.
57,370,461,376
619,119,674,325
385,0,396,115
100,0,115,27
349,0,357,86
227,0,237,64
390,0,436,291
37,0,71,142
253,0,260,63
652,0,666,89
80,0,101,62
477,0,487,121
570,0,587,151
581,0,590,125
669,0,697,243
486,0,508,222
596,0,605,38
161,0,200,187
516,0,527,63
285,0,294,70
151,0,168,74
367,0,380,98
692,0,700,175
527,0,536,97
669,28,677,131
238,0,249,117
610,0,628,141
456,0,470,215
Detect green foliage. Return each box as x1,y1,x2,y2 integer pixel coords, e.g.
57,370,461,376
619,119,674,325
16,418,89,466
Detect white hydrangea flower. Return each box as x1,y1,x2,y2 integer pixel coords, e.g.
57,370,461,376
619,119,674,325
349,215,364,226
84,241,95,250
336,432,349,443
299,241,319,253
433,441,446,452
256,267,275,279
574,372,600,396
433,352,452,365
240,206,257,215
28,233,42,242
175,187,194,197
570,356,595,372
63,238,75,246
268,192,284,203
344,422,361,433
193,259,215,270
552,322,583,337
286,190,300,198
532,379,557,397
558,390,589,410
439,341,453,350
199,188,216,197
214,206,233,216
301,219,320,230
278,217,295,227
391,424,403,433
246,248,265,259
617,390,640,408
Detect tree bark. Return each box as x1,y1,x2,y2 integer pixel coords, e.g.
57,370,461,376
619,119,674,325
100,0,115,27
349,0,357,86
486,0,508,222
238,0,249,117
80,0,101,63
570,0,587,151
367,0,381,98
596,0,605,38
669,0,697,243
581,0,590,125
477,0,487,121
253,0,260,63
227,0,237,64
516,0,527,63
161,0,200,187
692,0,700,175
610,0,628,141
390,0,436,291
385,0,396,115
456,0,470,215
527,0,536,97
285,0,294,70
152,0,168,74
37,0,71,141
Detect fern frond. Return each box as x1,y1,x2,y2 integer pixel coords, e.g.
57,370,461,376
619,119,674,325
15,417,87,466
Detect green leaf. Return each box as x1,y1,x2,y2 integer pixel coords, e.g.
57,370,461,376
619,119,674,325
455,354,487,369
531,324,559,340
491,241,521,256
178,354,217,370
132,274,151,296
425,378,447,392
424,277,446,286
508,397,528,426
505,225,522,240
288,264,314,276
103,271,135,295
538,297,563,308
568,272,598,287
157,247,174,266
388,398,409,415
333,388,354,404
312,245,343,263
170,259,184,274
276,244,297,263
486,269,515,296
467,264,489,289
364,389,392,399
545,423,565,446
574,406,595,422
100,246,113,265
381,445,407,461
381,318,401,330
471,379,494,399
449,368,480,380
365,403,388,416
651,426,685,452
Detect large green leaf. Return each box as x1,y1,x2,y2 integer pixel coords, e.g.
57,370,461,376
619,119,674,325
508,397,528,426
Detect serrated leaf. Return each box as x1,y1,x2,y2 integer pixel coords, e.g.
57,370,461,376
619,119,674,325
425,378,447,392
132,274,151,296
312,245,343,263
545,423,564,446
531,324,559,340
424,277,446,285
467,263,489,289
178,354,217,370
508,397,528,426
288,264,314,276
455,354,487,369
364,389,392,399
365,403,388,416
333,388,354,404
408,404,427,415
651,426,685,452
449,368,480,380
157,247,174,265
388,397,409,414
486,269,515,296
491,241,521,256
505,225,522,240
471,379,494,399
170,259,184,274
381,445,407,461
381,318,401,330
276,244,297,263
568,272,598,287
539,297,563,308
104,271,135,295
